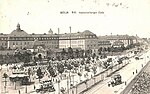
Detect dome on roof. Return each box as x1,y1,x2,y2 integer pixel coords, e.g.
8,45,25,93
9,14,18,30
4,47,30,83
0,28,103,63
48,28,53,34
82,30,95,35
10,24,28,36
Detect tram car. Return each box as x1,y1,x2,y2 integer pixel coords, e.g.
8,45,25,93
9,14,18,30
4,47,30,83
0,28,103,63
108,74,122,87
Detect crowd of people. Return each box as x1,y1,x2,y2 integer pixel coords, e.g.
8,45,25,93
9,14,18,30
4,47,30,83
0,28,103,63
131,72,150,94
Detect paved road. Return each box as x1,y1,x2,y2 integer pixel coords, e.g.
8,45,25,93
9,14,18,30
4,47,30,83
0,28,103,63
84,49,150,94
121,58,150,94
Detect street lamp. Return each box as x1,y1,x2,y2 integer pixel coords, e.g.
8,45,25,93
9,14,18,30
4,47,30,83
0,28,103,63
67,76,69,94
25,84,27,93
93,77,96,84
101,73,104,81
14,77,19,90
58,80,60,94
85,80,88,90
3,73,8,94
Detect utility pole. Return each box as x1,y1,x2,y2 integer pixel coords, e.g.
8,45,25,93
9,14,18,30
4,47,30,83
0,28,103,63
69,26,71,48
58,28,60,49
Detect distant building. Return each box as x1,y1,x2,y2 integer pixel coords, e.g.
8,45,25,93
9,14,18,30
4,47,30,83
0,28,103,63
0,24,59,50
112,40,124,48
0,24,141,54
97,37,111,49
98,35,136,47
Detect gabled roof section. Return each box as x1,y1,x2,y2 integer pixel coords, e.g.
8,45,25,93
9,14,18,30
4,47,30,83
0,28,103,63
98,35,131,40
59,30,97,39
82,30,95,36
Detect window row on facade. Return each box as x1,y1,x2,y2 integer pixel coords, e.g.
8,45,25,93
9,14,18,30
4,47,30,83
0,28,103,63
59,35,96,39
8,37,58,41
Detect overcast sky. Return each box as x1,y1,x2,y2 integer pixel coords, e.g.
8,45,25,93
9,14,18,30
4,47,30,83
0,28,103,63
0,0,150,38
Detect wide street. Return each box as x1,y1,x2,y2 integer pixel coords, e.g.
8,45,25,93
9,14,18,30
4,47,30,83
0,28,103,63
84,49,150,94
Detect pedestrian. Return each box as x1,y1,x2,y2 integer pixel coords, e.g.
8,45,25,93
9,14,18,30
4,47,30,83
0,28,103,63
18,90,21,94
72,90,74,94
34,85,36,90
125,81,127,85
136,69,138,73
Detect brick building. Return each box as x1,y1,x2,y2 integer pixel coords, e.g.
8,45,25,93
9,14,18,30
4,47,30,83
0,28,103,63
0,24,59,50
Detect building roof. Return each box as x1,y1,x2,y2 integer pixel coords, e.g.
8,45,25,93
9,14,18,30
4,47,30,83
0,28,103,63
30,34,59,37
8,24,59,38
82,30,95,36
0,33,8,37
9,23,29,37
98,35,132,40
59,30,97,39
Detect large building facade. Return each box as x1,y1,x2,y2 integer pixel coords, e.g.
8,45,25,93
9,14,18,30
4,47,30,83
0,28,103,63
0,24,59,50
0,24,140,53
59,30,98,51
98,35,137,48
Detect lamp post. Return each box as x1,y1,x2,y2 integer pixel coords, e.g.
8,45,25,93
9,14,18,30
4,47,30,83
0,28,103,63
58,80,60,94
25,84,27,93
3,73,8,94
15,77,19,90
67,76,69,94
93,77,96,84
69,26,71,48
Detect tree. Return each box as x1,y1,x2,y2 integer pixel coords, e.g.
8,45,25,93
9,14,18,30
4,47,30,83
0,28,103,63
98,47,103,55
78,72,82,82
73,61,80,73
56,55,61,61
47,65,57,78
79,50,84,58
0,46,5,50
75,49,79,58
36,68,43,82
73,61,80,68
92,53,96,59
14,50,32,64
92,66,97,76
81,60,85,65
86,57,91,64
68,47,73,59
23,50,32,63
38,54,42,63
103,47,107,52
61,48,66,60
57,63,65,79
14,51,22,62
107,47,111,52
85,65,90,72
57,63,65,74
46,48,53,59
85,49,92,57
67,64,73,70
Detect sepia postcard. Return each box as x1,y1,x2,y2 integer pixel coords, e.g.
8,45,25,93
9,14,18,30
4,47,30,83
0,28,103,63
0,0,150,94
